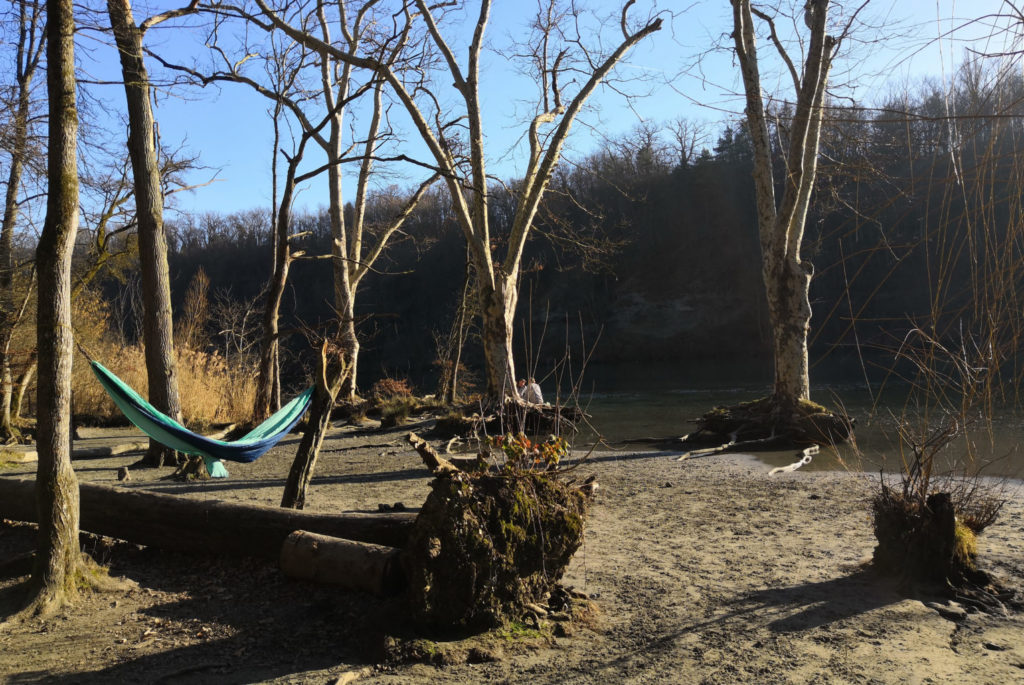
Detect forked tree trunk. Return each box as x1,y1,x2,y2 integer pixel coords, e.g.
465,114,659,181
478,274,518,401
29,0,82,616
251,0,661,405
107,0,183,467
731,0,833,408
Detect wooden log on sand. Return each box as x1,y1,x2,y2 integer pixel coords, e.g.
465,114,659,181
72,441,148,459
279,530,405,596
0,477,414,559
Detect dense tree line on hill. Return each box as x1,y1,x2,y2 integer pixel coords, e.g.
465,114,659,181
110,58,1022,402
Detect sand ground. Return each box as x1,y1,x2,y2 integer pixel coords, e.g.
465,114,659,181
1,419,1023,684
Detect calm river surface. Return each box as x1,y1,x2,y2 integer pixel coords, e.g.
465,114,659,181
562,362,1024,478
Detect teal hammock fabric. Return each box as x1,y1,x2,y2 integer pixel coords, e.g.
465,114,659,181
90,361,313,474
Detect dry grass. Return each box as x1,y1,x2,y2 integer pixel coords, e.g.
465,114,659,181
72,344,257,429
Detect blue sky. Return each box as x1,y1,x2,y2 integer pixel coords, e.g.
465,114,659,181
80,0,1017,216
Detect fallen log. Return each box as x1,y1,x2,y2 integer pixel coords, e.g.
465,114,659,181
72,441,148,459
0,477,414,559
279,530,405,596
0,448,37,464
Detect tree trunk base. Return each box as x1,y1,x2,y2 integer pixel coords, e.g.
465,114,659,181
688,396,852,449
171,455,210,481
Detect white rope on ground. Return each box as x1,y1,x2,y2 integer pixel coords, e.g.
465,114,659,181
768,445,819,476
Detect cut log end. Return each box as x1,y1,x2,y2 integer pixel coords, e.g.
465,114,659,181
280,530,405,597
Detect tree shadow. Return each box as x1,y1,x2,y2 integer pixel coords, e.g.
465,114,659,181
531,568,903,685
130,465,434,497
4,543,403,684
737,569,902,633
573,449,683,465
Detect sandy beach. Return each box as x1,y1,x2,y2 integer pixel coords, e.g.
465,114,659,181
2,420,1023,684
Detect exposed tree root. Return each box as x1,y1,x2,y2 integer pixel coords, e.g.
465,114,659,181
685,396,852,450
404,432,596,630
1,552,135,625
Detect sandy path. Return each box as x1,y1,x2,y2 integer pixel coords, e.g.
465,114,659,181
2,423,1022,684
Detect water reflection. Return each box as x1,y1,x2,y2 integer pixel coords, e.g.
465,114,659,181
564,364,1024,477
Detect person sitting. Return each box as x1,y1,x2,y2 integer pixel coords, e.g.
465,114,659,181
523,377,543,404
516,378,527,398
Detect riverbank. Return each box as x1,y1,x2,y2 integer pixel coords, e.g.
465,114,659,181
2,422,1023,683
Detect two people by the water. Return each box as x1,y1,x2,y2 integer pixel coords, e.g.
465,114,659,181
517,377,544,404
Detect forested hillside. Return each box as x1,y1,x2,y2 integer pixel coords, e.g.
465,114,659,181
122,65,1024,396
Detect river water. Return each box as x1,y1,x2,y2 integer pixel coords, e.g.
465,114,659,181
561,362,1024,478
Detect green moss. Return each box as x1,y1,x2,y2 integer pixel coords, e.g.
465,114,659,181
493,619,549,641
797,398,828,415
953,520,977,568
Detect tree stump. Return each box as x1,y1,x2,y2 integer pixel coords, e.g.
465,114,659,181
404,433,593,630
872,488,981,587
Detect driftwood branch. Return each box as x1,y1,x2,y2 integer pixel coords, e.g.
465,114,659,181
72,441,148,459
407,432,459,476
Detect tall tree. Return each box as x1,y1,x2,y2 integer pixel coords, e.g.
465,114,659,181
0,0,45,441
27,0,82,617
106,0,197,466
175,2,436,407
250,0,662,401
730,0,861,410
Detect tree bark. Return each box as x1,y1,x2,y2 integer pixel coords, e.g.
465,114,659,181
13,352,37,420
478,274,519,401
28,0,82,616
0,477,415,557
107,0,183,467
253,151,302,421
730,0,834,407
0,1,44,442
281,346,345,509
279,530,405,596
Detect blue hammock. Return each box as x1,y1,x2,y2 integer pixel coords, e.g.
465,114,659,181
90,361,313,475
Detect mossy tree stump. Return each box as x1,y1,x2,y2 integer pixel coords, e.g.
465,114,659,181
872,486,1015,612
405,433,593,631
873,489,992,587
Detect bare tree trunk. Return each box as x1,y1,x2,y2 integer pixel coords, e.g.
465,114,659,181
249,0,659,404
107,0,183,466
0,1,43,442
766,260,813,408
27,0,82,617
13,352,37,420
253,154,301,421
439,249,473,404
730,0,835,409
281,346,345,509
478,274,518,401
337,288,359,401
327,129,360,402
